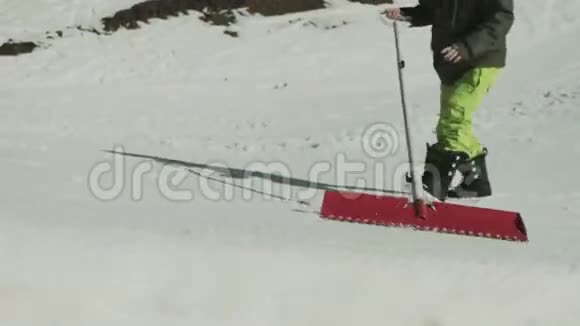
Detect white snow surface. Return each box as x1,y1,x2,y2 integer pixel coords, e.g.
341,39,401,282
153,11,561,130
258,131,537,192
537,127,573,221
1,0,580,325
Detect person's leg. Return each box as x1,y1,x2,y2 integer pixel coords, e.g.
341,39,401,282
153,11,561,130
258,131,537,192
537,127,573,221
436,67,500,158
420,67,500,200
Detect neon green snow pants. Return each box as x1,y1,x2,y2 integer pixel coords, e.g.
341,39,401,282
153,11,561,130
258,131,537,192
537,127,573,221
436,67,500,159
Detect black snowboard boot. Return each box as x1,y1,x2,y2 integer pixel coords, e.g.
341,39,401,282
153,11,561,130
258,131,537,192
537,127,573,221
447,148,492,199
420,143,469,201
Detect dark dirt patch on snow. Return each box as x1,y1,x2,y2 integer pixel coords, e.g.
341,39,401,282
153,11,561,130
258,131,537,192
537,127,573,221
100,0,327,32
247,0,325,16
101,0,247,32
348,0,392,4
0,41,38,56
1,0,390,56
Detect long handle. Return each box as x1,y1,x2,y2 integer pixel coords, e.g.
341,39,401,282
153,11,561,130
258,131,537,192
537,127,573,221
392,21,428,218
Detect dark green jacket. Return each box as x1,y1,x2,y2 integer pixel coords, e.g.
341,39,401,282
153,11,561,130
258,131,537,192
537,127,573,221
401,0,514,85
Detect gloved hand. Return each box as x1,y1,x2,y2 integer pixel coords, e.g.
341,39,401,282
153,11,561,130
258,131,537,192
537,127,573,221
382,8,411,22
441,44,464,63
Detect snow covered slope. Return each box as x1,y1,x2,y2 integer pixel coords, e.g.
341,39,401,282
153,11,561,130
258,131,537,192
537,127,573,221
1,0,580,325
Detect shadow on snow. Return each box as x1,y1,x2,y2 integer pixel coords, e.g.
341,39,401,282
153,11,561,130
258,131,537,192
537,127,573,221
105,150,410,200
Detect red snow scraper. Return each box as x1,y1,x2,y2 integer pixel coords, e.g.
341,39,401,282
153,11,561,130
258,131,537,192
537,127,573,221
320,21,528,242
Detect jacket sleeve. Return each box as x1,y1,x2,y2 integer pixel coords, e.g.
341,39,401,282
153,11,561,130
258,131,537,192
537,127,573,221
400,0,434,27
456,0,514,61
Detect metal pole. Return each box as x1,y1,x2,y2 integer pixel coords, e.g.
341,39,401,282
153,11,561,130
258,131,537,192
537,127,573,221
392,21,428,218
